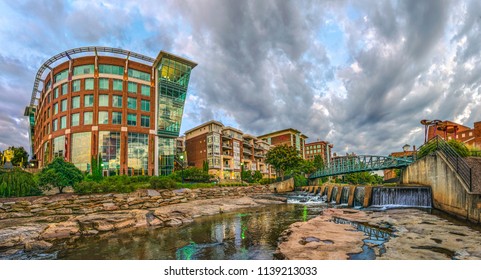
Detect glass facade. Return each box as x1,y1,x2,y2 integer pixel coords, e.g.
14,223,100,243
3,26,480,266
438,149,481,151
52,135,65,158
71,132,91,171
128,133,149,174
73,65,94,76
43,141,50,164
158,138,175,176
99,131,121,170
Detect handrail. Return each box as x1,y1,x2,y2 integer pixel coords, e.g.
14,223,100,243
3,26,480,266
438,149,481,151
417,136,472,191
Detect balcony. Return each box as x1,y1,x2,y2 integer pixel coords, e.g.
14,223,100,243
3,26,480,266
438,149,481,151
243,149,252,155
222,143,232,149
222,151,233,157
223,165,232,171
254,144,263,150
222,133,233,139
254,153,265,158
243,141,252,147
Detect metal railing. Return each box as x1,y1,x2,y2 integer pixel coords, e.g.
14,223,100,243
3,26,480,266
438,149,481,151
417,136,472,191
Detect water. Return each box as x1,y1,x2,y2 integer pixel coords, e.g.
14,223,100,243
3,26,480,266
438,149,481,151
330,187,338,203
53,204,324,260
353,187,365,208
370,187,432,208
287,191,325,204
340,187,350,205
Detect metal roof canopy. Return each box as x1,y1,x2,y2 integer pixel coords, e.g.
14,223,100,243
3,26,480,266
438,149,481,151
30,46,156,106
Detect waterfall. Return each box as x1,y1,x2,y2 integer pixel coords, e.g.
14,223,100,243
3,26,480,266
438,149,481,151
370,187,432,207
330,187,338,203
322,187,328,197
340,187,350,204
353,187,365,208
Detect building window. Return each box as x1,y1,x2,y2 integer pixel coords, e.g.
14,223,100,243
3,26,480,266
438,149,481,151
128,69,151,81
98,111,109,124
84,111,93,125
99,94,109,106
73,64,94,76
61,99,67,112
113,79,123,91
128,132,149,173
141,115,150,128
84,94,94,107
60,116,67,129
141,100,150,112
112,112,122,125
71,132,91,171
99,78,109,90
52,135,65,158
113,95,122,108
61,83,68,95
469,132,473,136
462,133,466,138
53,103,58,115
72,80,81,92
71,96,80,109
99,131,121,170
71,113,80,126
127,113,137,126
127,97,137,109
54,87,59,99
99,64,124,76
54,70,68,83
85,78,94,90
128,82,137,93
52,119,58,131
141,85,150,96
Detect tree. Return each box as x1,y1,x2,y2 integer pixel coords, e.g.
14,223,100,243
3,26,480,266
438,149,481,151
6,146,29,167
202,160,209,172
265,145,303,179
313,155,324,170
38,157,83,193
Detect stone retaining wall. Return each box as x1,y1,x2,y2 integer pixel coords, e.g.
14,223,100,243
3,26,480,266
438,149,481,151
0,185,271,220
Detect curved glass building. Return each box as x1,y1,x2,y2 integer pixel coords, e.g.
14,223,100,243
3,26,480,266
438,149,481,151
24,47,197,175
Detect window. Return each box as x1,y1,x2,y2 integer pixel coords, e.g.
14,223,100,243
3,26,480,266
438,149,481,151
99,94,109,106
46,93,50,104
127,97,137,109
85,78,94,90
99,64,124,75
60,116,66,129
72,80,81,92
52,119,58,131
84,94,94,107
113,95,122,108
141,100,150,112
61,83,68,95
112,112,122,125
113,79,123,91
53,103,58,115
54,70,68,83
128,69,151,81
73,65,94,76
128,82,137,93
61,99,67,112
71,96,80,109
71,132,92,171
52,136,65,158
127,113,137,126
84,112,93,125
141,85,150,96
99,78,109,90
127,133,148,172
54,87,59,99
141,115,150,128
71,113,80,126
98,111,109,124
98,131,121,170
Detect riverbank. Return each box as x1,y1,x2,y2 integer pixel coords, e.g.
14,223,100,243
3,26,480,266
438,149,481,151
276,208,481,260
0,189,285,259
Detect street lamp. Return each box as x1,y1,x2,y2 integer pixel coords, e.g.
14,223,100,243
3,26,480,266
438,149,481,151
179,154,184,184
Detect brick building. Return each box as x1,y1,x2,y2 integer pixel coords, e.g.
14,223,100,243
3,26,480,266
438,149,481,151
427,120,481,148
305,140,333,165
258,128,308,159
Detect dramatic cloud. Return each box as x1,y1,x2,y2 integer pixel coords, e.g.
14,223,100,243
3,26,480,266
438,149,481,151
0,0,480,157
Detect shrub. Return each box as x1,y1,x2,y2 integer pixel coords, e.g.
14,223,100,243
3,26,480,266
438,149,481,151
150,176,177,189
73,179,140,194
258,178,276,185
169,167,211,183
447,140,469,157
38,157,83,193
0,169,42,197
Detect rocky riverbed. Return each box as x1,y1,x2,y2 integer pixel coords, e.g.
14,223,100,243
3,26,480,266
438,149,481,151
0,194,285,259
276,208,481,260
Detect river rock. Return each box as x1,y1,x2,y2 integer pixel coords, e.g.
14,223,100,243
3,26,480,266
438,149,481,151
24,241,53,251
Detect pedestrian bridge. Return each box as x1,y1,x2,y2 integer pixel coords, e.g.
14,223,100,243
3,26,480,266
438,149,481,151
309,155,414,179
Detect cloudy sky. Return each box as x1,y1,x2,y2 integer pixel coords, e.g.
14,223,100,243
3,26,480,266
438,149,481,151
1,0,480,156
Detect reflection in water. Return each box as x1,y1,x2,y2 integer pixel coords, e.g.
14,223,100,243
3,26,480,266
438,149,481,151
56,204,323,260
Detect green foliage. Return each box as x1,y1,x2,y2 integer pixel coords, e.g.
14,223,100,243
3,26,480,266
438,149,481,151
293,174,308,187
0,169,42,197
38,157,83,193
4,146,29,167
313,155,325,170
258,178,276,185
336,172,383,185
266,145,303,178
90,154,103,181
253,170,263,182
73,175,150,194
202,160,209,172
241,170,253,183
150,176,177,189
469,147,481,157
169,167,210,182
447,140,469,157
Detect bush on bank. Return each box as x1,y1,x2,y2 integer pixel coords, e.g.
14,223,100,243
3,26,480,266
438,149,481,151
0,168,42,198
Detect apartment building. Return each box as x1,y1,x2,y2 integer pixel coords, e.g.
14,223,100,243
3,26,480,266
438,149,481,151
305,140,333,165
184,121,275,180
258,128,308,159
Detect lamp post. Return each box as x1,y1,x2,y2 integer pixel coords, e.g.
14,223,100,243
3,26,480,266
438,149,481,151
179,154,184,184
240,162,244,182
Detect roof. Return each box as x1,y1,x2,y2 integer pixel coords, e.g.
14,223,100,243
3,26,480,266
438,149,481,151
184,120,224,135
258,128,308,139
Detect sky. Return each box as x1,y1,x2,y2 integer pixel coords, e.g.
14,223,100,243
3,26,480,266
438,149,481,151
0,0,480,157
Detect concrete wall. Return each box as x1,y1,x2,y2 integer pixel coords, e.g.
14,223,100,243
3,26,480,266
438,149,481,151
268,177,294,193
402,151,481,223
